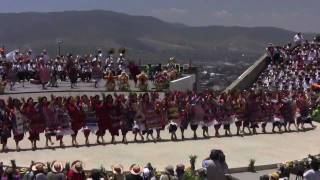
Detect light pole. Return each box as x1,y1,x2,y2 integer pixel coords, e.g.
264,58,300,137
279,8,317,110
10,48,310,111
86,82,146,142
57,39,63,56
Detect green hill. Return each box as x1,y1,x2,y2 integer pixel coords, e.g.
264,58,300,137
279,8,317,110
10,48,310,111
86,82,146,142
0,10,312,63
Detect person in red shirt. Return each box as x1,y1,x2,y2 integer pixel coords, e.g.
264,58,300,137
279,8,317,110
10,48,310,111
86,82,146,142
10,98,28,151
22,97,44,150
109,95,125,144
95,95,111,144
67,161,86,180
67,97,85,147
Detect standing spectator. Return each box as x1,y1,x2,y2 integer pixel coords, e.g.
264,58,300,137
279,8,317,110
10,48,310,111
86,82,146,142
294,32,304,46
303,159,320,180
47,161,66,180
67,161,86,180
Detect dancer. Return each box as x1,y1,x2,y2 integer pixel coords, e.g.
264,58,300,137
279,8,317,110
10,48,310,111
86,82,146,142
23,98,44,150
67,97,85,147
10,98,28,151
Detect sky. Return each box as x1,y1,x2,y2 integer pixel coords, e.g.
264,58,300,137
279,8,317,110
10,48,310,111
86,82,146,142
0,0,319,33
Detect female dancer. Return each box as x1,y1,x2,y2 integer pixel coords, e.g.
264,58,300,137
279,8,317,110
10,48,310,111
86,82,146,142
40,96,56,147
109,95,124,144
67,97,85,147
81,95,97,145
23,98,44,150
132,96,145,142
141,93,156,142
10,98,28,151
0,99,11,152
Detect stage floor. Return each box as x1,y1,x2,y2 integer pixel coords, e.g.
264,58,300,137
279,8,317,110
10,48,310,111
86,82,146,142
0,123,319,172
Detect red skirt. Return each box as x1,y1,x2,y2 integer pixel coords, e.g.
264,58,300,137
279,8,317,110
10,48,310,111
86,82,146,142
14,134,24,142
29,131,40,141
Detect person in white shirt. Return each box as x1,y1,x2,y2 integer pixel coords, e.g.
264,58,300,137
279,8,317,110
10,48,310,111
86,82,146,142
303,159,320,180
294,32,304,46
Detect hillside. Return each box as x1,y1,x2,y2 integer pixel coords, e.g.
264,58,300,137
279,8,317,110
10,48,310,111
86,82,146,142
0,10,310,64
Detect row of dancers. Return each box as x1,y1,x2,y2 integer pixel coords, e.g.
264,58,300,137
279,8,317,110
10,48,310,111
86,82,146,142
0,90,317,152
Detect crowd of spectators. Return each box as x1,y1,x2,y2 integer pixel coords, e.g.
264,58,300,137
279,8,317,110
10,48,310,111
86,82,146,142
0,149,237,180
253,33,320,92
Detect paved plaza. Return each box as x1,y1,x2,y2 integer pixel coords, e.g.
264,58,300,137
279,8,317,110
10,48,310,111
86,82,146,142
0,122,319,171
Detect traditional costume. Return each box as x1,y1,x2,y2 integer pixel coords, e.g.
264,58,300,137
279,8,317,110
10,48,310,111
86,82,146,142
95,102,108,136
105,72,116,91
23,103,44,142
137,72,148,91
118,72,130,91
11,106,28,150
67,102,85,136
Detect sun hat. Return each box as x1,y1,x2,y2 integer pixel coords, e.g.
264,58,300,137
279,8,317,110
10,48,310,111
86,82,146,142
71,160,84,173
130,164,143,175
51,161,64,173
111,164,124,175
31,162,46,172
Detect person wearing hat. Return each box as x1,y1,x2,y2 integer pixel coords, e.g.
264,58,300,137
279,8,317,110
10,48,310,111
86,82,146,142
118,71,130,91
104,71,116,91
159,165,178,180
67,161,86,180
47,161,66,180
126,164,143,180
110,164,125,180
136,71,148,91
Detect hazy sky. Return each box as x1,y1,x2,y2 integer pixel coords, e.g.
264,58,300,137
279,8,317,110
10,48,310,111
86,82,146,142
0,0,319,32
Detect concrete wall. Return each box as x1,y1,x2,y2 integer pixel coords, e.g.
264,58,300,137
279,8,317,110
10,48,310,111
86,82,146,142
224,53,268,92
169,74,196,92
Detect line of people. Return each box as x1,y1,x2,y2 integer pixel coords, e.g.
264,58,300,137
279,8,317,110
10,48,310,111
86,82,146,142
0,48,181,91
0,89,317,152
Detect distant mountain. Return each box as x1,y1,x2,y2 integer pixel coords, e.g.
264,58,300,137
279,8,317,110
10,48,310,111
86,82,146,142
0,10,314,63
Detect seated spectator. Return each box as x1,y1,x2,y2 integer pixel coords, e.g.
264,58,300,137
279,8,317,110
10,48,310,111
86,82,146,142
142,163,156,180
175,164,185,180
89,169,103,180
47,161,66,180
29,162,47,180
159,165,178,180
303,159,320,180
67,161,86,180
2,167,20,180
110,164,125,180
126,164,143,180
